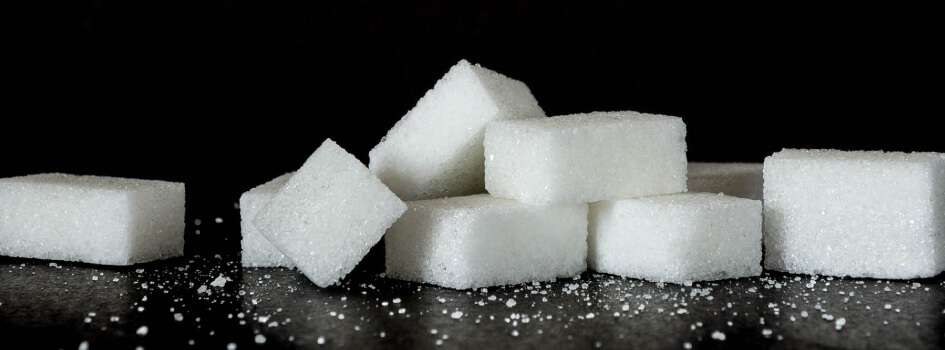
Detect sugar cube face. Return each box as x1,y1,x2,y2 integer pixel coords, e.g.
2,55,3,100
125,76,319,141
369,59,546,201
687,162,764,200
588,193,762,284
240,173,295,268
386,194,588,289
254,139,407,287
764,149,945,279
485,111,688,205
0,173,185,265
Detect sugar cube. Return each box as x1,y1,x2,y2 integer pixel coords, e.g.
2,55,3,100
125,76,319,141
385,194,588,289
687,162,764,200
588,193,762,284
763,149,945,279
484,111,687,205
239,173,294,268
0,173,185,265
369,59,546,200
254,139,407,287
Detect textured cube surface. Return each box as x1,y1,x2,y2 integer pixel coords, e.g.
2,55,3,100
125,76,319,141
485,111,687,205
240,173,294,268
0,173,185,265
687,162,764,200
254,139,407,287
763,149,945,279
386,194,588,289
369,59,546,200
588,193,762,284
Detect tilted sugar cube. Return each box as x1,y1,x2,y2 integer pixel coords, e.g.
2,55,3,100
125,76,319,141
588,193,762,284
764,149,945,279
484,111,687,205
240,173,294,268
369,59,546,200
687,162,763,200
385,194,588,289
0,173,185,265
254,139,406,287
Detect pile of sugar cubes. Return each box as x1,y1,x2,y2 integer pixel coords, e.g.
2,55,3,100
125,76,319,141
235,59,944,288
1,60,942,290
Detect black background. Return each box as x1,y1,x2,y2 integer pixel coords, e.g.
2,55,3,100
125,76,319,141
6,2,942,256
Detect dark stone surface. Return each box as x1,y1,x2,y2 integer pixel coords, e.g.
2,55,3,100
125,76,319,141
2,254,942,349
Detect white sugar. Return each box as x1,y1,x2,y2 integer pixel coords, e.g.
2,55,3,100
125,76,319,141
385,194,587,289
763,149,945,278
687,162,763,200
835,318,846,331
239,173,296,268
210,274,227,287
0,173,185,265
484,111,687,205
254,139,406,287
589,193,762,284
370,59,545,200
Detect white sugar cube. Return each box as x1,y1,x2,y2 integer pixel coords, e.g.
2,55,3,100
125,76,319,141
385,194,588,289
239,173,294,268
369,59,546,200
254,139,406,287
484,111,687,205
588,193,762,284
687,162,764,200
0,173,185,265
764,149,945,279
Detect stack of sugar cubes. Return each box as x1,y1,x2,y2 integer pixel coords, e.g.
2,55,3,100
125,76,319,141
239,59,943,289
240,59,766,288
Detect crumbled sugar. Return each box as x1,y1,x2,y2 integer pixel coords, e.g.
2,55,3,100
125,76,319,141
369,59,545,200
255,335,266,344
136,326,148,336
687,162,764,200
254,139,407,287
239,173,295,267
484,111,687,204
835,318,846,330
451,311,463,319
506,299,517,307
763,149,945,278
210,274,227,287
711,331,726,341
0,173,185,265
588,193,762,284
385,194,587,289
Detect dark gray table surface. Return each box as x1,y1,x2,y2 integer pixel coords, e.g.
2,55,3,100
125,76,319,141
1,252,942,349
